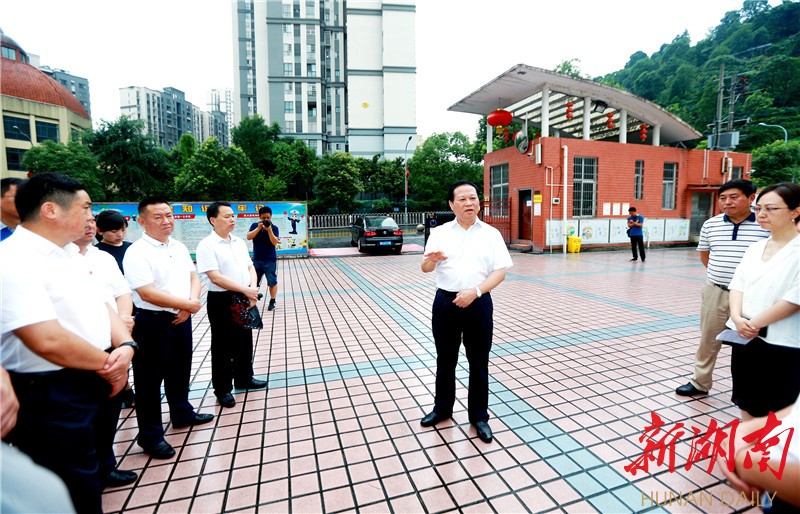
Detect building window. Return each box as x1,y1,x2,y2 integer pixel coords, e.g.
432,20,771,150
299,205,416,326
283,44,292,57
284,63,292,75
634,160,644,200
308,140,317,149
6,148,27,171
489,163,509,217
35,121,59,142
307,64,316,77
284,101,294,113
285,121,295,133
3,116,31,141
732,166,743,180
284,83,293,94
572,156,597,217
1,46,16,60
662,162,678,210
283,24,291,34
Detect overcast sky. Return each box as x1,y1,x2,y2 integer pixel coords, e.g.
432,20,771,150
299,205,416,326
4,0,783,140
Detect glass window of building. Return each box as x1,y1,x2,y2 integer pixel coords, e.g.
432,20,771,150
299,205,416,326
572,156,597,217
634,160,644,200
490,163,509,217
307,64,316,77
285,101,294,113
6,148,27,171
284,63,292,75
662,163,678,209
3,116,31,141
35,121,59,142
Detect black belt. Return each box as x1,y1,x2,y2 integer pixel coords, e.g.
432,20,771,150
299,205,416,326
711,282,729,292
136,308,177,318
437,288,459,297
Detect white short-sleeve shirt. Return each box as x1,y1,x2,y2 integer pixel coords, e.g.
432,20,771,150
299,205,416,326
424,218,513,292
123,233,196,313
0,227,111,372
727,235,800,348
195,231,253,292
71,245,131,312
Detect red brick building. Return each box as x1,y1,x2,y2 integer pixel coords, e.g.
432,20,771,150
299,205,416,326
450,64,750,252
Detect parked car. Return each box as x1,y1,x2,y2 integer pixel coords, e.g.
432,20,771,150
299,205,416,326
350,215,403,254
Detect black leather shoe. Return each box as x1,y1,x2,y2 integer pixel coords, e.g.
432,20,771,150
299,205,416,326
475,421,493,443
420,411,450,427
138,440,176,459
235,378,267,390
217,393,236,408
675,382,708,397
104,468,138,488
172,412,214,429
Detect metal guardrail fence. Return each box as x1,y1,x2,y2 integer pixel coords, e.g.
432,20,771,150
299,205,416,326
308,212,427,230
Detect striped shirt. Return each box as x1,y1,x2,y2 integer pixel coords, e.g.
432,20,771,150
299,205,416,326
697,213,769,287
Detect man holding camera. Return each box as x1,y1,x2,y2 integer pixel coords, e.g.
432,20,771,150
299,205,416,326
247,206,280,311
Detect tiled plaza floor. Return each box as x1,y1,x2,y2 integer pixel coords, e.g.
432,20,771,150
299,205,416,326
103,248,759,514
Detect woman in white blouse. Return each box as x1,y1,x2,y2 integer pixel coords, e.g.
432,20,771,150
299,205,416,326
727,182,800,421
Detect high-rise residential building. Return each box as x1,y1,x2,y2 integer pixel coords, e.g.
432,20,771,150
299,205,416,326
232,0,416,159
120,86,228,150
38,65,92,118
208,88,235,145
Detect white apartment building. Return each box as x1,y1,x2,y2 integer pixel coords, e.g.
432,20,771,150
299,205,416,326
232,0,416,159
208,88,235,145
120,86,229,150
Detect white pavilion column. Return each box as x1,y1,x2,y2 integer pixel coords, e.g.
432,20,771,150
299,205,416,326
619,109,627,143
582,96,591,140
486,116,492,151
653,124,661,146
541,87,550,137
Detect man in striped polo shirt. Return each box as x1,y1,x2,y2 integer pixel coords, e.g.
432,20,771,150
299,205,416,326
676,179,770,397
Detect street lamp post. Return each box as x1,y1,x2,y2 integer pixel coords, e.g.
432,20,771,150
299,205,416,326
758,122,788,143
12,125,34,145
403,135,412,227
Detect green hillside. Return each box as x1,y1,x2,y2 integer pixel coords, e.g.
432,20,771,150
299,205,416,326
600,0,800,151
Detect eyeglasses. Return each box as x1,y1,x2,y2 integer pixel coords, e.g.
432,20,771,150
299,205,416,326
753,206,788,214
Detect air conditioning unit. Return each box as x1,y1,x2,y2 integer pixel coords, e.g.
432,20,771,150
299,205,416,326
552,198,560,205
708,131,740,150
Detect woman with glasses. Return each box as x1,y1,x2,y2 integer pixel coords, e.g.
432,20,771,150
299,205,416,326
726,182,800,421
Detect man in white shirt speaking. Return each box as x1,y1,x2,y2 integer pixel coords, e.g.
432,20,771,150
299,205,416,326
196,202,266,409
419,181,513,444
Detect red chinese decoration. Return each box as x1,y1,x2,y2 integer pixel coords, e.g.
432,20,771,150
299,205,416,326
639,123,648,141
487,109,512,127
606,112,615,129
503,127,510,141
565,101,574,119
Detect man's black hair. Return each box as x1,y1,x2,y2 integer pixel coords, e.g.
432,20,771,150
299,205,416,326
447,180,480,203
628,207,637,212
137,196,171,215
258,206,272,216
1,177,25,196
719,179,756,197
207,201,232,224
15,173,85,223
95,209,128,232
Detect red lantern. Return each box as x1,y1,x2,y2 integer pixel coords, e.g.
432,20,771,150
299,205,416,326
639,123,648,141
565,101,574,119
606,112,614,129
487,109,512,127
503,127,510,141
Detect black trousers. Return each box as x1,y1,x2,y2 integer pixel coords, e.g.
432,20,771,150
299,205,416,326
431,289,493,424
8,369,110,514
131,309,195,446
207,291,255,396
94,390,124,476
629,235,645,260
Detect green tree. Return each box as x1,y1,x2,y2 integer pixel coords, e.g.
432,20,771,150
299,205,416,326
311,153,361,213
22,140,104,201
174,138,266,201
83,117,173,201
750,140,800,187
407,132,483,211
554,58,585,79
264,175,288,199
171,133,198,169
231,116,282,175
270,139,317,199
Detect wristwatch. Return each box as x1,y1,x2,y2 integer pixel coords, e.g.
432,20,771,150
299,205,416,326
119,341,139,353
475,287,482,298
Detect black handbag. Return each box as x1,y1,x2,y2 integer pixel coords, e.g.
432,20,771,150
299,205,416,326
230,293,263,330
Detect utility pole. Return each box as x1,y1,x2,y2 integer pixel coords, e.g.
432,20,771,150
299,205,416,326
714,63,724,150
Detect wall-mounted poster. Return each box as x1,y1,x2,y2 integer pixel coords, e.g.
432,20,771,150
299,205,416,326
643,218,666,242
93,201,308,257
578,219,610,244
545,219,579,245
665,219,690,241
609,218,630,243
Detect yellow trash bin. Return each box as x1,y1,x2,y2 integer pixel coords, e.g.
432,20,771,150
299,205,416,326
567,236,582,253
